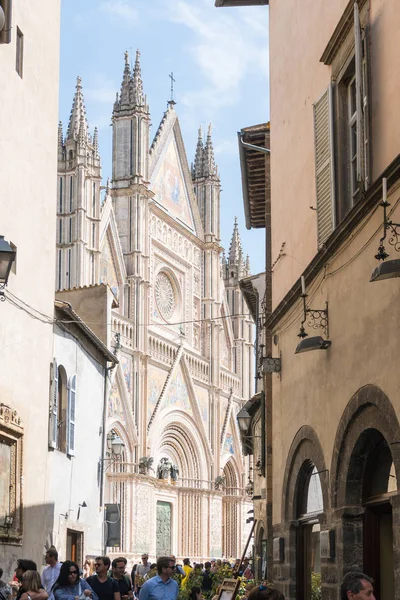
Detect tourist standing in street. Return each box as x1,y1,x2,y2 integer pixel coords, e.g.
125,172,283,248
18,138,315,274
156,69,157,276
340,573,375,600
138,557,178,600
181,560,192,588
111,560,132,600
201,563,213,598
87,558,120,600
20,572,45,600
42,548,61,600
134,556,150,597
0,568,12,600
15,561,48,600
83,561,95,580
53,561,97,600
247,586,284,600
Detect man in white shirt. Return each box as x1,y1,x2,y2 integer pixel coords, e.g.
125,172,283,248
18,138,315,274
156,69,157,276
41,547,61,600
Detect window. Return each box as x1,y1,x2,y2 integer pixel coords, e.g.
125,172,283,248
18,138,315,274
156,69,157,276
15,27,23,77
59,177,63,213
49,361,76,455
67,375,76,456
0,403,23,543
0,0,12,44
315,0,370,245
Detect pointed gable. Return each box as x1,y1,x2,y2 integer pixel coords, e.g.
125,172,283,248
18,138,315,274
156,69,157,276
149,108,203,238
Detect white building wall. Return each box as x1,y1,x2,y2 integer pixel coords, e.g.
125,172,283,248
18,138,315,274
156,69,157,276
0,0,60,575
50,326,105,559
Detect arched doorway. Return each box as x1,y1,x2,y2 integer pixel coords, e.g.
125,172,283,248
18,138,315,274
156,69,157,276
331,385,400,600
280,426,329,600
346,429,396,600
296,462,323,600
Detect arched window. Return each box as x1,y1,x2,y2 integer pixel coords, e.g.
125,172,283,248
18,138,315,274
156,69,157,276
297,463,323,600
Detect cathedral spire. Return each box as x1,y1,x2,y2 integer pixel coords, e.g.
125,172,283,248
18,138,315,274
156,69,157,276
228,217,243,265
131,49,145,107
66,76,88,142
203,123,217,178
120,50,131,106
192,126,204,179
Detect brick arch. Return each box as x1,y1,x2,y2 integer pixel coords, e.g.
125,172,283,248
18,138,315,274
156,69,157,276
282,425,329,522
331,384,400,509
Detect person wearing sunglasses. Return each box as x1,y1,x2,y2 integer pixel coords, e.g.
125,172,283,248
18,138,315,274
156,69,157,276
53,561,98,600
138,558,178,600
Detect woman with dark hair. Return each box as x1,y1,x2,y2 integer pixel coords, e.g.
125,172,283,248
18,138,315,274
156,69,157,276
53,562,98,600
189,586,202,600
247,585,285,600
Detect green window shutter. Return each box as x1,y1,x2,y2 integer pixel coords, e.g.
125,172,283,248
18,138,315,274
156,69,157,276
313,85,335,246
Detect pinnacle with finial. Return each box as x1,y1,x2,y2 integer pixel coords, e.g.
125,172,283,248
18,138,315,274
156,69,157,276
67,75,88,143
58,121,64,149
93,127,99,157
203,122,217,178
228,216,243,265
193,125,204,179
131,48,145,107
120,50,131,105
105,177,111,195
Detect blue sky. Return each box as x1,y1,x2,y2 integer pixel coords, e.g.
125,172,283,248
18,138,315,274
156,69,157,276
59,0,270,274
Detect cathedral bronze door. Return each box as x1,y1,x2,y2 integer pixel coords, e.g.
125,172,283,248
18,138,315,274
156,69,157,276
156,501,172,556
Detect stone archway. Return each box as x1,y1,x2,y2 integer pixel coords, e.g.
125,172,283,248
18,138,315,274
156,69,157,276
282,425,329,523
330,384,400,599
277,426,328,600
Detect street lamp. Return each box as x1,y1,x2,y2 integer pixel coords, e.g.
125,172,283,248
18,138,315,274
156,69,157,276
106,430,125,458
0,236,16,299
111,435,124,457
237,406,252,434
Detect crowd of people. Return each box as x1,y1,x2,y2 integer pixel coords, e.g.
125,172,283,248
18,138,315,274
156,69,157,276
0,548,376,600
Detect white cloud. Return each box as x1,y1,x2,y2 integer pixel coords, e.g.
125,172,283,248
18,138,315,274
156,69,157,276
161,0,269,115
99,0,139,26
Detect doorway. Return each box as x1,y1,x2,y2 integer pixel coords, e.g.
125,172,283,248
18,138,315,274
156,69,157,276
363,504,394,600
296,464,323,600
156,501,172,556
66,529,83,564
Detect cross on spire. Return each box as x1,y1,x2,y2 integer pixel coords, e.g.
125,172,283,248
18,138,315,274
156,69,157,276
168,72,176,106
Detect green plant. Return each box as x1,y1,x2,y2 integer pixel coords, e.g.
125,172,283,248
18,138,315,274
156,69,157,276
311,572,321,600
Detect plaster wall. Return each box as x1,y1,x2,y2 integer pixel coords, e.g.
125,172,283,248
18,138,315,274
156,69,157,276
50,326,105,558
269,0,400,307
271,182,400,526
0,0,60,573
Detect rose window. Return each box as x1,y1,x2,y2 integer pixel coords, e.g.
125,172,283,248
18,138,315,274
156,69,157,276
155,272,176,321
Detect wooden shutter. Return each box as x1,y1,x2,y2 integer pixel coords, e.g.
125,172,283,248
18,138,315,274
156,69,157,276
313,85,335,247
354,2,363,187
49,359,58,449
67,374,76,456
362,32,370,190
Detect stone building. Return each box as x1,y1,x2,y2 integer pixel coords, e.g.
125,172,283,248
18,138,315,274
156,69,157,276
0,0,61,575
56,51,253,560
217,0,400,598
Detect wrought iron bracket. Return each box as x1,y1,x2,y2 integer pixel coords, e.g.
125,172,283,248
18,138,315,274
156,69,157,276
298,294,329,338
0,282,6,302
375,199,400,261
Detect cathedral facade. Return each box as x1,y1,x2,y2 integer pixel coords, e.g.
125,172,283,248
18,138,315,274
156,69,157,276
56,51,253,560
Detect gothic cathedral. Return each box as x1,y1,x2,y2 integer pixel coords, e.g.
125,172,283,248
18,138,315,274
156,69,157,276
56,51,253,560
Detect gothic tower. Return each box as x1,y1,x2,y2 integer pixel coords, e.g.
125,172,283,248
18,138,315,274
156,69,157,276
56,76,101,291
111,50,152,449
223,218,254,399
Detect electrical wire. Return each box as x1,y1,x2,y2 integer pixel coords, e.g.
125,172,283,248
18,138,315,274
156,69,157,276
4,290,252,329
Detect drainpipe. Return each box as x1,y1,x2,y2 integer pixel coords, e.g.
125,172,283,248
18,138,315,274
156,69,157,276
100,362,116,550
